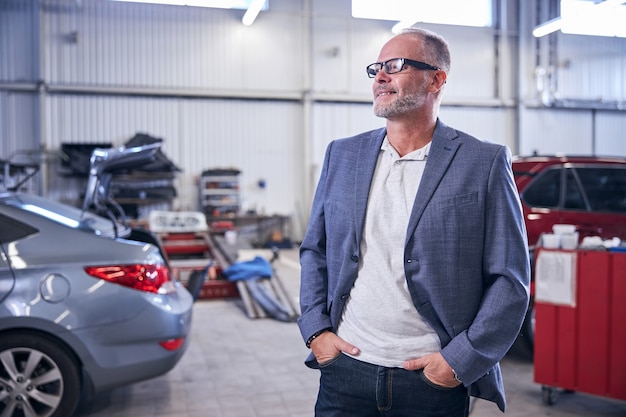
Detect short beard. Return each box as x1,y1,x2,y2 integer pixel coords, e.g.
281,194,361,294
373,92,426,118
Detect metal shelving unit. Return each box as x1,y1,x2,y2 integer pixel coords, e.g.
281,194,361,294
199,168,241,218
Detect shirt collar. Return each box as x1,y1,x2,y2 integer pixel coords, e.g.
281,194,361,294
381,136,431,161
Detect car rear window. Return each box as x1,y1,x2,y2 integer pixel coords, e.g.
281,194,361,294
521,164,626,214
522,168,561,208
576,167,626,213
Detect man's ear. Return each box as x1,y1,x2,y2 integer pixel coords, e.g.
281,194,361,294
431,70,447,91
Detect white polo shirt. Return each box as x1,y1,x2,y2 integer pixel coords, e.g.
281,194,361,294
336,136,441,367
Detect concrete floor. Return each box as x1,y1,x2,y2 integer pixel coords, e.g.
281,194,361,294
75,249,626,417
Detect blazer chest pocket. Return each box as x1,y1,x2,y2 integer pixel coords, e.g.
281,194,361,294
433,192,478,210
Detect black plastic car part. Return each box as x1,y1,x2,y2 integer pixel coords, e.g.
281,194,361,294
0,213,38,244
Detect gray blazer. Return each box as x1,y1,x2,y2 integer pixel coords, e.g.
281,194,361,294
298,120,530,411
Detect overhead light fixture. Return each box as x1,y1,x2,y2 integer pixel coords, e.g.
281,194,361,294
242,0,265,25
533,0,626,38
352,0,492,31
561,0,626,37
532,17,563,38
391,19,417,34
110,0,220,6
596,0,626,7
109,0,261,10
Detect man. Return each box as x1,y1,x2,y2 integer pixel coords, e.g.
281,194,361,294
297,27,530,416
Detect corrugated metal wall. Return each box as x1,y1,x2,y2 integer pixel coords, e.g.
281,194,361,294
42,0,305,91
519,108,626,156
0,93,39,157
557,34,626,101
596,112,626,156
519,108,594,155
2,0,626,241
0,0,39,174
0,0,37,81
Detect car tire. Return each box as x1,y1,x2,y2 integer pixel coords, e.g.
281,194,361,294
0,331,81,417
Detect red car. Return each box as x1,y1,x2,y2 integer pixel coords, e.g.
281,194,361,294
514,155,626,247
512,155,626,351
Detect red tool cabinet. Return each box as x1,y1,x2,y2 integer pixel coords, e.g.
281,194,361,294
160,231,239,300
533,249,626,405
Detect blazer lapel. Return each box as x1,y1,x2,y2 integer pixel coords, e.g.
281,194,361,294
354,128,386,249
405,121,461,244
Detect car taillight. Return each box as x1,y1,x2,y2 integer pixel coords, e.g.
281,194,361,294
160,338,185,351
84,264,173,294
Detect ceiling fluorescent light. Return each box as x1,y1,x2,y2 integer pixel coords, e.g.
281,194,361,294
109,0,257,9
533,0,626,38
561,0,626,37
532,17,563,37
392,19,418,34
242,0,265,25
352,0,492,29
111,0,207,5
596,0,626,7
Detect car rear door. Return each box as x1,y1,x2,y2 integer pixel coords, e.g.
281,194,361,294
519,166,564,246
562,165,626,240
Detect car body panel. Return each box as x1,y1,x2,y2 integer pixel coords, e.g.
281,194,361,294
0,191,194,398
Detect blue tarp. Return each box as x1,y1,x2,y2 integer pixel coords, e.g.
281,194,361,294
222,256,273,281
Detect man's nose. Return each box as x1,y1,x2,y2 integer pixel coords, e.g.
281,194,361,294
374,70,391,82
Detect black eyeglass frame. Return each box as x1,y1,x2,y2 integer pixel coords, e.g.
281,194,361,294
366,57,441,78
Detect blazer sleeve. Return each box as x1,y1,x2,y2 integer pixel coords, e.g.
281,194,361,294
297,142,334,343
441,145,530,386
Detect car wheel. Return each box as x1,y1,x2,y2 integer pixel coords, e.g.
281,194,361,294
0,332,81,417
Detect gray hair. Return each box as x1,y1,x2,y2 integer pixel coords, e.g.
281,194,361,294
399,27,451,74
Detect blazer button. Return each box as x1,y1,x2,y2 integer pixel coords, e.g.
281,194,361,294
351,255,359,262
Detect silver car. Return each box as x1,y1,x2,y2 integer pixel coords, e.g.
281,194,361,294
0,149,193,417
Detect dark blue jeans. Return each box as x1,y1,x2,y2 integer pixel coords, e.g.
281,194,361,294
315,353,469,417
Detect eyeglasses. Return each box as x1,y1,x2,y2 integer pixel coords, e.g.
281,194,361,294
366,58,440,78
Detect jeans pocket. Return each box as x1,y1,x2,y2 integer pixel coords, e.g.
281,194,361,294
318,352,344,368
418,369,458,391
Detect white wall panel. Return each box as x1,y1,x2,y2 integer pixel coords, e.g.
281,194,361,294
439,106,516,150
310,102,381,181
45,95,180,148
42,0,305,92
557,34,626,102
0,92,39,159
519,108,593,156
311,16,353,94
519,108,626,158
0,0,36,81
595,112,626,157
439,26,498,100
